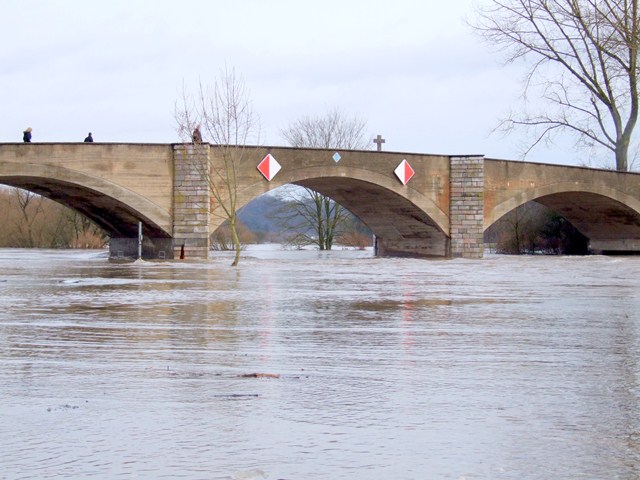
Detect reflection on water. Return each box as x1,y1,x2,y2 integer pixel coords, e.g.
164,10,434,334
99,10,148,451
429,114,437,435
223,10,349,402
0,247,639,479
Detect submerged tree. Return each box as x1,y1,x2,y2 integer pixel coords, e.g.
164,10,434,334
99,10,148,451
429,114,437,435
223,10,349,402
275,189,352,250
472,0,640,171
13,189,43,248
279,108,371,250
488,202,547,254
0,187,106,248
174,67,260,266
485,202,590,254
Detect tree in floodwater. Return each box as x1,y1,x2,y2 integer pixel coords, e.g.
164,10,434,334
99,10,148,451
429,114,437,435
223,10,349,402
279,108,371,250
174,67,260,266
13,189,43,247
0,187,107,248
275,188,352,250
472,0,640,171
485,202,589,254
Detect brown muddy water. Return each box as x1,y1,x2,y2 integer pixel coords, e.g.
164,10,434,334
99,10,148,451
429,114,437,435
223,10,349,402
0,247,638,479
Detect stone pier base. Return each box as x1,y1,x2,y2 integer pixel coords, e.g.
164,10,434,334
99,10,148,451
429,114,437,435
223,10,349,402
109,237,174,260
590,238,640,255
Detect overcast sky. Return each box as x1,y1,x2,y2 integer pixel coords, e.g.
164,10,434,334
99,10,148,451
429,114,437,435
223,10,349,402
2,0,586,165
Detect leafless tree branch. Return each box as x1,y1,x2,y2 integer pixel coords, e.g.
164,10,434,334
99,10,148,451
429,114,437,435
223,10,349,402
174,66,260,266
471,0,639,170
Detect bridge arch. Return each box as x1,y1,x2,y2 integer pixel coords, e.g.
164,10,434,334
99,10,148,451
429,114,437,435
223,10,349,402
0,163,171,238
486,181,640,252
227,165,451,257
487,181,640,227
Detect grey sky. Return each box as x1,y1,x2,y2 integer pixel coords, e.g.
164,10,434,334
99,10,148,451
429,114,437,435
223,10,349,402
2,0,584,165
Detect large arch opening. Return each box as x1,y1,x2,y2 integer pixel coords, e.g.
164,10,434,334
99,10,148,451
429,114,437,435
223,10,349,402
0,176,170,238
536,192,640,254
0,176,173,258
221,176,450,258
486,191,640,254
294,177,448,257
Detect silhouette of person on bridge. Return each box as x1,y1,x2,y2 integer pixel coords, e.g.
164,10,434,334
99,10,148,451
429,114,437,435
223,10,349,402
84,132,94,142
192,126,202,143
23,128,32,142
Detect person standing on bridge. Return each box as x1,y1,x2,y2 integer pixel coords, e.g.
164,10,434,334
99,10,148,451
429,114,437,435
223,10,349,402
192,126,202,143
84,132,94,142
22,127,32,142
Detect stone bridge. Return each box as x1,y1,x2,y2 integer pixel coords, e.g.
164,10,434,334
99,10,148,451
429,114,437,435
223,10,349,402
1,142,639,259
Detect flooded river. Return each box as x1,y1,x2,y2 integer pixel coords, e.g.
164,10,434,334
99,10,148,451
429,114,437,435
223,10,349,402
0,247,638,479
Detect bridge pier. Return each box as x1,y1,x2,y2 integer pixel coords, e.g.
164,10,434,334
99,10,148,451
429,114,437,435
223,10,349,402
449,156,484,258
590,239,640,255
172,144,211,259
373,234,449,258
109,237,174,260
370,155,485,259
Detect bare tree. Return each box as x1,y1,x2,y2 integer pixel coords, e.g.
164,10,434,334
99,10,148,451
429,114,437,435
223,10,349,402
0,187,106,248
275,188,352,250
13,189,45,247
175,67,260,266
281,107,370,150
485,202,589,254
472,0,640,171
63,210,107,248
499,203,544,253
279,108,371,250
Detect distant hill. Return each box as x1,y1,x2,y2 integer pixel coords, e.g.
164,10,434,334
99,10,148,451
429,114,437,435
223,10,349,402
238,190,372,244
237,194,287,237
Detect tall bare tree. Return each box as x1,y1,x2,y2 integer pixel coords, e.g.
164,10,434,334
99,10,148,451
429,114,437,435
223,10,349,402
175,67,260,266
282,107,371,150
472,0,640,171
279,108,371,250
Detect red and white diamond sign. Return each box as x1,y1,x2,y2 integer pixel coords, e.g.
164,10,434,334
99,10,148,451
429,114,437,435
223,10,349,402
394,159,415,185
257,154,281,181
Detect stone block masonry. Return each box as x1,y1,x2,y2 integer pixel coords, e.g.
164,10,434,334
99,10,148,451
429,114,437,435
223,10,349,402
450,156,484,258
173,144,211,259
